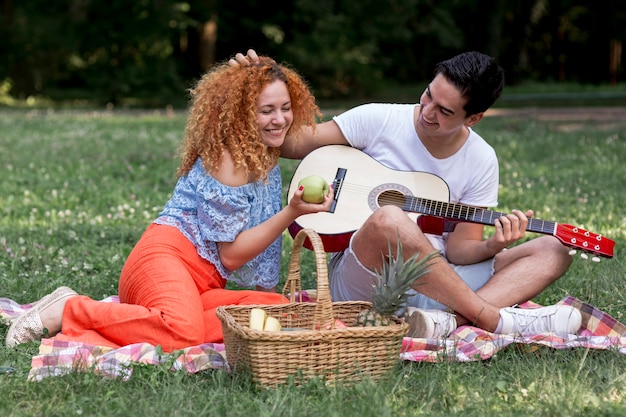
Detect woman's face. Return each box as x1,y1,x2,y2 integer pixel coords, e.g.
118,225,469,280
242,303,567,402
256,80,293,148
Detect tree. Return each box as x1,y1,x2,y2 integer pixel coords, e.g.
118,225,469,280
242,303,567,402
1,0,623,105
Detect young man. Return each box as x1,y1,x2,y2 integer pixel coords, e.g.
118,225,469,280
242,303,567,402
233,50,580,338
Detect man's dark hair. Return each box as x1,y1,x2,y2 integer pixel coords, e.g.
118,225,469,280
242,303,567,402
434,51,505,116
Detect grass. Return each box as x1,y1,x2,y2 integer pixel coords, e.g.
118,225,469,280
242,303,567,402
0,108,625,416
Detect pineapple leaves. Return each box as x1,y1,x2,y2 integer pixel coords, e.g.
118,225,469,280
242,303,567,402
370,236,440,318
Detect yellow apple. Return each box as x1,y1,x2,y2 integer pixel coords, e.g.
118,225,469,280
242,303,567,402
249,308,267,331
263,316,282,332
298,175,329,203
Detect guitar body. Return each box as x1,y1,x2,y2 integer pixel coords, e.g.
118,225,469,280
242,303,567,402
287,145,450,251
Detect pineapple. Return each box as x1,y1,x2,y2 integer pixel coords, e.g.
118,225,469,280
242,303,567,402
355,237,439,327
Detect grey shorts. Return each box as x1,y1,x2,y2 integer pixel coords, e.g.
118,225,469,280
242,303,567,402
328,234,496,311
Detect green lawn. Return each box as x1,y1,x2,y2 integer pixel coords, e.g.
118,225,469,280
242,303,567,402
0,109,624,416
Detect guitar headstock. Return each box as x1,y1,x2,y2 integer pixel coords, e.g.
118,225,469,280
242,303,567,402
555,224,615,261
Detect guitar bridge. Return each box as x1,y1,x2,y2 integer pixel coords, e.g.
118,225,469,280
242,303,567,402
330,168,346,214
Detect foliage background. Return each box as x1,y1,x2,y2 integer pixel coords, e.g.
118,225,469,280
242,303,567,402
1,0,625,106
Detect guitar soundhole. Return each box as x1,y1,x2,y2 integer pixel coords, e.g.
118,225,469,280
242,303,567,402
378,190,407,208
368,183,412,212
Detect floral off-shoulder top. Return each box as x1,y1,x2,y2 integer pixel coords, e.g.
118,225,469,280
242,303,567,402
155,158,282,289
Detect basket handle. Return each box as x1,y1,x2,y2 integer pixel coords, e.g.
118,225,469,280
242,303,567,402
283,228,335,330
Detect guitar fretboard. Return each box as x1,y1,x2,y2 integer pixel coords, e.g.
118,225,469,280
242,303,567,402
404,196,558,235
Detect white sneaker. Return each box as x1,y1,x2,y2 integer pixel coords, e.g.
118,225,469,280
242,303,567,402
405,308,457,339
498,305,582,336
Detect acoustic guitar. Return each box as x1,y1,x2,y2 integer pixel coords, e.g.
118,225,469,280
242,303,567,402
287,145,614,260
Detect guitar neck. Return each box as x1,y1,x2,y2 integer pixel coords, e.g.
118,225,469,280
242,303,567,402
391,194,613,259
405,196,556,235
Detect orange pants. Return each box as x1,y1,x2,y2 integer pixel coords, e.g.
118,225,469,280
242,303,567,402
57,223,287,352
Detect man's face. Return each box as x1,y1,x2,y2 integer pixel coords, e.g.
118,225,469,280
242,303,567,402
416,73,474,138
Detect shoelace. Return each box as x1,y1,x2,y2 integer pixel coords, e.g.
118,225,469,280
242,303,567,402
509,309,557,334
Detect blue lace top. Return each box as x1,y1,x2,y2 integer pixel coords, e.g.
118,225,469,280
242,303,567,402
154,158,283,289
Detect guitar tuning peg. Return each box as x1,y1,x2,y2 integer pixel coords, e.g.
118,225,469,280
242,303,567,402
592,256,601,263
568,249,577,256
580,253,588,260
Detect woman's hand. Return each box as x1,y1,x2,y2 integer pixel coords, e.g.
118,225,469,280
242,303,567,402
288,183,334,217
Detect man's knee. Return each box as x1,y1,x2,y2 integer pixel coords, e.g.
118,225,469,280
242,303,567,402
359,206,430,252
530,236,574,270
367,205,412,232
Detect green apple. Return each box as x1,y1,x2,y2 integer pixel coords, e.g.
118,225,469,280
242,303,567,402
298,175,329,203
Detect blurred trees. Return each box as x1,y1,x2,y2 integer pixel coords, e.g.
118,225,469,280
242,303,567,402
0,0,624,105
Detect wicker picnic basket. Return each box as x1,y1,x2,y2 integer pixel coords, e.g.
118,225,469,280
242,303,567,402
216,228,409,387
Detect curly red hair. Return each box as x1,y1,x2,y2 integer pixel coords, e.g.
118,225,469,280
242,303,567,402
177,57,321,181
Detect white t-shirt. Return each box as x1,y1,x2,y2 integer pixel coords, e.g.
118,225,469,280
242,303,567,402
333,103,499,255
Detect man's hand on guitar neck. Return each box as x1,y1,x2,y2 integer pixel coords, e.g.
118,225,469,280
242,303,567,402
487,209,533,254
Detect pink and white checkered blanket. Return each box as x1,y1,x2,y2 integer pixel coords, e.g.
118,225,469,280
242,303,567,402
400,296,626,362
1,294,624,381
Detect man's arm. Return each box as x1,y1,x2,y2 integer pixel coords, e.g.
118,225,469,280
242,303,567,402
281,120,349,159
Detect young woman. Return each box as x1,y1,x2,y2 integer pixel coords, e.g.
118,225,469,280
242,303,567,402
6,56,332,351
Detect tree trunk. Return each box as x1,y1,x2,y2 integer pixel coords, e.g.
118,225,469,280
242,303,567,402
199,13,218,71
609,39,622,85
2,0,13,24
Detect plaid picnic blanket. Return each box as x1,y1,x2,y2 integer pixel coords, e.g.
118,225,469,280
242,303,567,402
401,296,626,362
1,294,625,381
